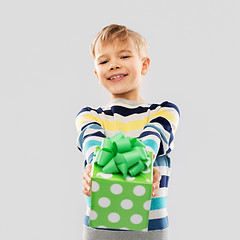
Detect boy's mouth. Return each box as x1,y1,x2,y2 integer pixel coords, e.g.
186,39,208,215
108,74,128,81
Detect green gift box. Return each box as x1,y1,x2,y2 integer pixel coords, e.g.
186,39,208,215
89,132,153,231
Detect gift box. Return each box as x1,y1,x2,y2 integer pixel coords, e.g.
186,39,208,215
89,132,153,231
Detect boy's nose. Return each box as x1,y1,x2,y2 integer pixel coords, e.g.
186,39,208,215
108,63,120,70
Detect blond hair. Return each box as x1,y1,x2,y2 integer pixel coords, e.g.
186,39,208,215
90,24,148,59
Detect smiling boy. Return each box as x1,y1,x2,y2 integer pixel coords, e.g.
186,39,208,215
76,24,180,240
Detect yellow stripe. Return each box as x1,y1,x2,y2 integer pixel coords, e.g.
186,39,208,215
76,114,104,130
77,109,178,132
149,110,178,127
77,114,149,132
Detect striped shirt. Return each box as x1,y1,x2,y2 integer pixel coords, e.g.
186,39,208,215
75,98,180,231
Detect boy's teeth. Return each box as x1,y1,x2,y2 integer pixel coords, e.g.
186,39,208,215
110,75,124,80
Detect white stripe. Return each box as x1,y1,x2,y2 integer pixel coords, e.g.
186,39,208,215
158,187,168,197
105,129,143,138
147,123,171,142
103,101,150,110
77,119,102,133
83,134,103,147
86,206,90,216
144,145,155,155
141,131,160,143
154,166,170,176
149,208,168,219
99,112,150,123
163,106,180,126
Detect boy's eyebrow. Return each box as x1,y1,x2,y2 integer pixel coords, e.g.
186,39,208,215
96,50,133,61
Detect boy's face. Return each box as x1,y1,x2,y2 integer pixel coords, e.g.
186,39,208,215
94,37,150,101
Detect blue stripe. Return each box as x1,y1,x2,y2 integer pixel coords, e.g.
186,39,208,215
77,102,179,119
142,139,158,155
158,141,164,155
160,101,180,116
83,131,105,142
85,195,91,208
78,105,150,117
88,124,104,130
153,155,171,167
87,152,95,164
77,101,179,119
160,175,169,188
79,123,104,149
148,216,169,230
138,130,160,139
77,146,82,152
144,124,168,144
84,215,89,226
150,117,174,146
166,148,171,154
150,196,167,210
78,127,88,149
83,140,102,153
81,122,102,131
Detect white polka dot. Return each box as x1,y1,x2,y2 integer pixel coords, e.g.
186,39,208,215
98,197,111,208
133,185,146,196
110,184,123,195
120,227,129,230
89,210,97,220
143,200,151,211
142,228,148,232
97,172,113,179
142,168,150,173
131,214,143,224
146,179,150,182
121,199,133,210
98,225,107,228
108,212,120,223
126,176,135,181
91,181,99,192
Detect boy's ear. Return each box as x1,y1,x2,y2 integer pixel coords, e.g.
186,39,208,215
141,57,150,75
94,69,98,79
94,69,102,85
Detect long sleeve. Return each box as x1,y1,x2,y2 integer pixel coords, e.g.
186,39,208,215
75,107,106,166
138,101,180,159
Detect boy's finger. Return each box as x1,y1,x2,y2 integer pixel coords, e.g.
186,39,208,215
82,170,91,184
82,177,91,190
82,178,91,197
82,163,93,184
152,181,160,190
82,187,91,197
153,168,161,182
85,164,92,176
152,188,159,197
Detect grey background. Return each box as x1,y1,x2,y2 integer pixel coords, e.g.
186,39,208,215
0,0,239,239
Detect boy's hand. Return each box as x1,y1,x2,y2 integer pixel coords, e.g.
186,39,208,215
82,163,93,197
152,167,161,197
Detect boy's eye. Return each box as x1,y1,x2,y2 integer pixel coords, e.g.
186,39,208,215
100,60,108,65
99,56,130,65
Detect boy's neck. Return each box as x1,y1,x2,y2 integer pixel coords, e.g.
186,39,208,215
111,90,144,102
111,95,144,102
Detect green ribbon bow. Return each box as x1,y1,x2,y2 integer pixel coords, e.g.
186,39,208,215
93,132,151,179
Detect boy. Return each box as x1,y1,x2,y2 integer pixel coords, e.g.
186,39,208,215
76,24,180,240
